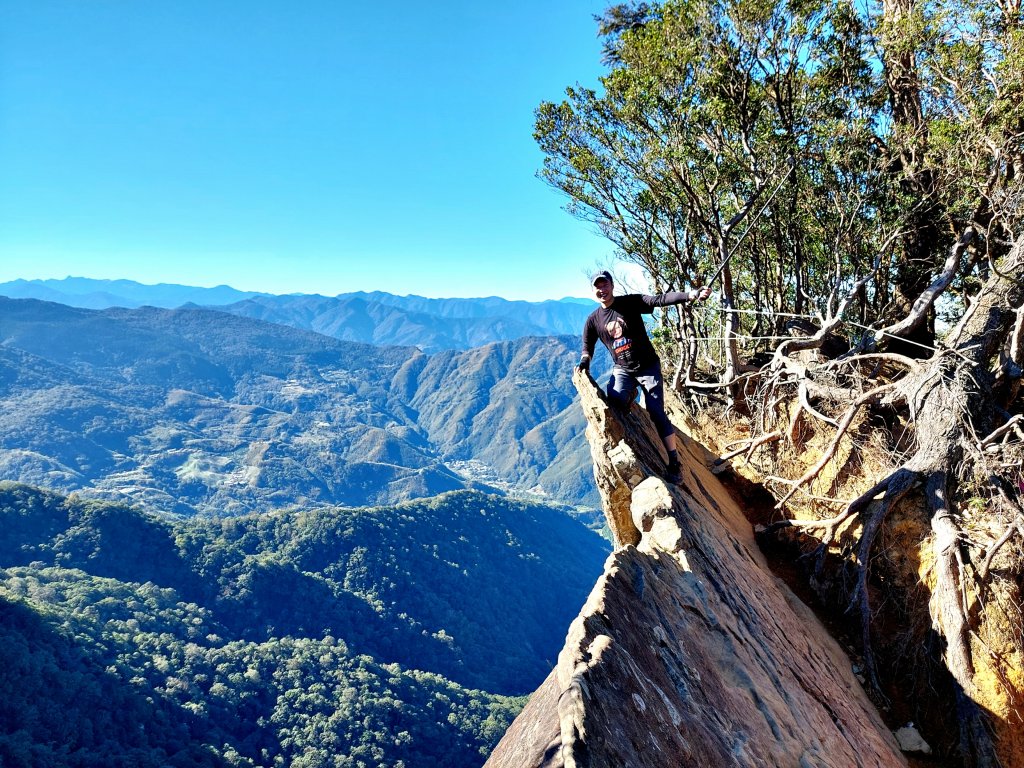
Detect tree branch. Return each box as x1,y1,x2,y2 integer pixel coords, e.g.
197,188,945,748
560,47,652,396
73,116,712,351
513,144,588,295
870,227,975,347
776,383,899,507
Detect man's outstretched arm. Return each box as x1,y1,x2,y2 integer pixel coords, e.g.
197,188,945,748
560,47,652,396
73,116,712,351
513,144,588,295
645,286,713,307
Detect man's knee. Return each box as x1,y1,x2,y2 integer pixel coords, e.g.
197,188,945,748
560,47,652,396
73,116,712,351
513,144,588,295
606,386,633,410
643,396,670,433
652,412,674,439
605,376,636,409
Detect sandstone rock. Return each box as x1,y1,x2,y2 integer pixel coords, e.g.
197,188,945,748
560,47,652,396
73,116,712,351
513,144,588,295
484,668,564,767
484,371,906,768
894,724,932,755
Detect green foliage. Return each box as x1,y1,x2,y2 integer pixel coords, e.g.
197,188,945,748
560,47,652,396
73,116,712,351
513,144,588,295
0,580,521,767
0,483,608,767
536,0,1024,355
539,0,879,330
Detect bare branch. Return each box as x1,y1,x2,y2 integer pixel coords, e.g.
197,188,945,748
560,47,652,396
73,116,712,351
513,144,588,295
716,430,783,464
981,414,1023,446
872,227,976,346
756,507,858,537
776,383,899,507
799,381,839,427
776,263,878,361
979,513,1024,579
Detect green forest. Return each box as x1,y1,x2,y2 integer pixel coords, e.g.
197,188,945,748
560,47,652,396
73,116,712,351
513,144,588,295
0,483,608,766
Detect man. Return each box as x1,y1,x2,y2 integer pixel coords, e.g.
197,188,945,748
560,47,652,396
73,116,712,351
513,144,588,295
576,270,712,483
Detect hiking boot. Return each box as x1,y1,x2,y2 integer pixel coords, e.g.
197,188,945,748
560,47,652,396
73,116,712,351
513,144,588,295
665,461,682,484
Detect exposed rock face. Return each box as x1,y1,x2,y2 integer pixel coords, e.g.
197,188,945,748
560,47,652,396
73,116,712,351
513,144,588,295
485,371,906,768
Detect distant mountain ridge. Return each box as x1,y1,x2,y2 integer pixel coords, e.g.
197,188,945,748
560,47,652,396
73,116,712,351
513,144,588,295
0,296,600,515
0,277,594,352
217,293,589,353
0,276,266,309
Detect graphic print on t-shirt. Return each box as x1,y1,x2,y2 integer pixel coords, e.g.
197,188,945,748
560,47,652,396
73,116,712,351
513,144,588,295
605,317,632,361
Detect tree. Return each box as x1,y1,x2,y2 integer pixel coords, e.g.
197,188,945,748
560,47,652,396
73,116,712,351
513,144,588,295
538,1,1024,765
536,0,879,402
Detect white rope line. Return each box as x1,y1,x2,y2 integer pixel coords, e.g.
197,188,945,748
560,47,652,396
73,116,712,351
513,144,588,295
843,318,944,355
706,306,817,319
685,334,804,342
690,304,947,356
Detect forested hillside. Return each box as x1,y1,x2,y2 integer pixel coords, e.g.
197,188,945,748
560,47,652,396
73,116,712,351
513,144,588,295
0,297,600,514
0,483,609,766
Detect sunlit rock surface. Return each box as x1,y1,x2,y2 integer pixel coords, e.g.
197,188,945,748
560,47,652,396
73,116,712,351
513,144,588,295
485,371,905,768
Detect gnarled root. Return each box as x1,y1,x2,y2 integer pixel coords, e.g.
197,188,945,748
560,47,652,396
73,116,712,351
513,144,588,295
742,233,1024,766
847,467,921,698
928,470,1002,767
775,383,899,507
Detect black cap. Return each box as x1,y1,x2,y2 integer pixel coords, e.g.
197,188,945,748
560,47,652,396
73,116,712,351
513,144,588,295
590,270,613,285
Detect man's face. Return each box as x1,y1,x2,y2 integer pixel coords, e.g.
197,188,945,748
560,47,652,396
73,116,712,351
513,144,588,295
593,278,614,307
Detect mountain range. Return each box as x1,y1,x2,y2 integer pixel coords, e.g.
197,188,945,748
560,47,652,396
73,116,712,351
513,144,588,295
0,296,602,516
0,278,594,353
0,282,612,765
0,483,609,766
0,277,266,309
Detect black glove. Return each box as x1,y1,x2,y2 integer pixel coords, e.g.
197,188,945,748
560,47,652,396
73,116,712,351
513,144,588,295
576,356,591,373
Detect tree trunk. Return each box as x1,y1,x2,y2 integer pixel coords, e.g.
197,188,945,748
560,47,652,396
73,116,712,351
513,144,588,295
888,237,1023,766
720,262,741,408
882,0,943,348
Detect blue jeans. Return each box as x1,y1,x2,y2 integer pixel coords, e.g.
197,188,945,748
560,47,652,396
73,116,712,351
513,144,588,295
606,363,674,439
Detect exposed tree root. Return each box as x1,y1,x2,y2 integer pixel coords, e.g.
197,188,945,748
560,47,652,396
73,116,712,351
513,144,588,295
798,380,838,427
981,414,1023,447
716,430,782,464
845,467,921,697
700,222,1024,767
926,469,1003,767
979,479,1024,579
776,383,899,507
821,352,922,372
979,513,1024,579
954,687,1003,768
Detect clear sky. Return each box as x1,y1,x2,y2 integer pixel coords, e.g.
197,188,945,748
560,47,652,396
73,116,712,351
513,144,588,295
0,1,621,302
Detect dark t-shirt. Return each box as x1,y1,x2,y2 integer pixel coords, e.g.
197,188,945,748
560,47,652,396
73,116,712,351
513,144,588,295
581,292,690,373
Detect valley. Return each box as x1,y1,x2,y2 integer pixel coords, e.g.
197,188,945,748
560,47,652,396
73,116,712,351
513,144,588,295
0,296,601,516
0,288,609,767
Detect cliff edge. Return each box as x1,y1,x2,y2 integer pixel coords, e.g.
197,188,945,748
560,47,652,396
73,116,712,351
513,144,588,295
484,371,906,768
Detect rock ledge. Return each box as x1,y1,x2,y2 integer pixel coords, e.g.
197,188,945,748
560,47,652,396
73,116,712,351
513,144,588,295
484,371,906,768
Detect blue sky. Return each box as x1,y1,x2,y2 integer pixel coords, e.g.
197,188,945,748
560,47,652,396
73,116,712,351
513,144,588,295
0,1,617,301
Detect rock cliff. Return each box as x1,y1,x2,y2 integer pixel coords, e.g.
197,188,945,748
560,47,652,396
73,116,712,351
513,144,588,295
485,371,906,768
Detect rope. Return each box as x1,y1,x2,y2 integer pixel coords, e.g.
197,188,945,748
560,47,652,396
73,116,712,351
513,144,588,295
687,334,805,342
689,304,948,356
843,318,944,356
706,306,817,320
